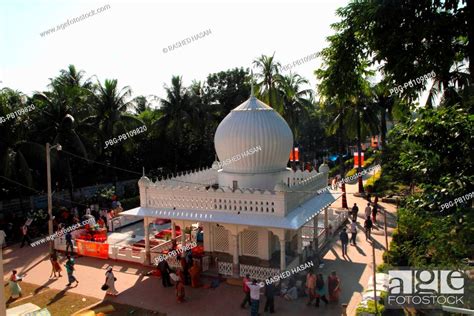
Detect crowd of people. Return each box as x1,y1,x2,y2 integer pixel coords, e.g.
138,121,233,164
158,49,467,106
240,268,342,315
153,242,202,303
339,200,381,258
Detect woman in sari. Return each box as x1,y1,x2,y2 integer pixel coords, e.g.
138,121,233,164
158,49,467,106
327,271,341,302
9,270,22,299
176,278,185,303
315,273,329,307
49,252,62,278
105,266,118,296
189,261,201,288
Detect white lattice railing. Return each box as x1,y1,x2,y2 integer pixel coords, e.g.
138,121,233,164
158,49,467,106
201,256,210,272
218,262,233,276
239,264,280,281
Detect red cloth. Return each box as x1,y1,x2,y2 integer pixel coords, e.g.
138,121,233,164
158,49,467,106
243,277,250,293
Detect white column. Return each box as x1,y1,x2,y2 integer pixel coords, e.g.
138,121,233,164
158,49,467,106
144,217,150,265
181,221,186,244
313,214,319,252
203,222,211,251
0,249,5,316
232,234,239,265
279,237,286,270
171,222,176,239
297,228,303,255
324,207,329,237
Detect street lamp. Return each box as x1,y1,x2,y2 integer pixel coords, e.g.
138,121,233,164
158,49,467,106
46,142,61,253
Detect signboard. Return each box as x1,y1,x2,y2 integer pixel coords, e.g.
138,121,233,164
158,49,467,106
76,240,109,259
354,152,365,168
289,147,299,162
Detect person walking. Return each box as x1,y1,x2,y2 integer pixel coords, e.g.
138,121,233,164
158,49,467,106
245,279,265,316
264,282,276,313
364,216,373,240
65,255,78,286
364,203,371,219
176,277,186,303
158,258,173,287
350,220,357,246
49,251,62,278
189,261,201,288
315,273,329,307
65,231,74,255
105,266,118,296
240,274,251,308
339,228,349,257
327,271,341,302
20,224,31,248
9,270,23,299
306,270,317,306
304,242,315,264
351,203,359,222
372,203,378,224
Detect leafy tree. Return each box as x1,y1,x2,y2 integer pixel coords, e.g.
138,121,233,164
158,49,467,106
0,88,44,197
339,0,473,103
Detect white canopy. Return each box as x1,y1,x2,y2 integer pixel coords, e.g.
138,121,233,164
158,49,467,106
121,191,341,230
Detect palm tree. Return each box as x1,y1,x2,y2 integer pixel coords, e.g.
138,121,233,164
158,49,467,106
154,76,195,171
92,79,144,182
132,95,157,114
31,66,95,200
91,79,144,141
0,88,44,193
279,73,313,168
344,88,380,193
253,53,282,111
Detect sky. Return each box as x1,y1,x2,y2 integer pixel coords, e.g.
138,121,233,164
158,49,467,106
0,0,349,103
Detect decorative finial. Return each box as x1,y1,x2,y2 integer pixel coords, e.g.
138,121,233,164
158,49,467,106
142,167,145,177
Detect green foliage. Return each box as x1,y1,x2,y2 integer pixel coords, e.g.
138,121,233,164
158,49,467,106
120,196,140,210
356,297,386,316
364,170,381,191
383,97,474,268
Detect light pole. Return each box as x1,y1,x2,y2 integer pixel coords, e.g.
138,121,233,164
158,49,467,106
0,249,5,315
46,142,62,253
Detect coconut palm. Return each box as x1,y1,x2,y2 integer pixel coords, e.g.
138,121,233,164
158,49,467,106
154,76,195,171
278,73,313,167
253,53,282,111
91,79,143,142
0,88,44,193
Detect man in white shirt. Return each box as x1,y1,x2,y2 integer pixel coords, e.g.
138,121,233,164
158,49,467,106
365,203,372,219
350,220,357,246
246,279,265,316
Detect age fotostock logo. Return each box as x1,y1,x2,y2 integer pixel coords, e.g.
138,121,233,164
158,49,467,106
387,269,468,309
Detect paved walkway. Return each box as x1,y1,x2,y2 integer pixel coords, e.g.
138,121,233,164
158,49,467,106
2,174,397,316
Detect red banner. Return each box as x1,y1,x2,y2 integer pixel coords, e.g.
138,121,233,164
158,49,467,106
354,152,364,168
289,147,299,162
76,240,109,259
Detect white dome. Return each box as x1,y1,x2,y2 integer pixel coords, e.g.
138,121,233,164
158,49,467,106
214,96,293,173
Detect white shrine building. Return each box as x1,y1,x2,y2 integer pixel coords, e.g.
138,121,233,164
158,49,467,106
122,94,343,279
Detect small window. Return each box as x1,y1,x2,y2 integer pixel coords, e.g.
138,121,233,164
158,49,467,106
233,181,238,191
